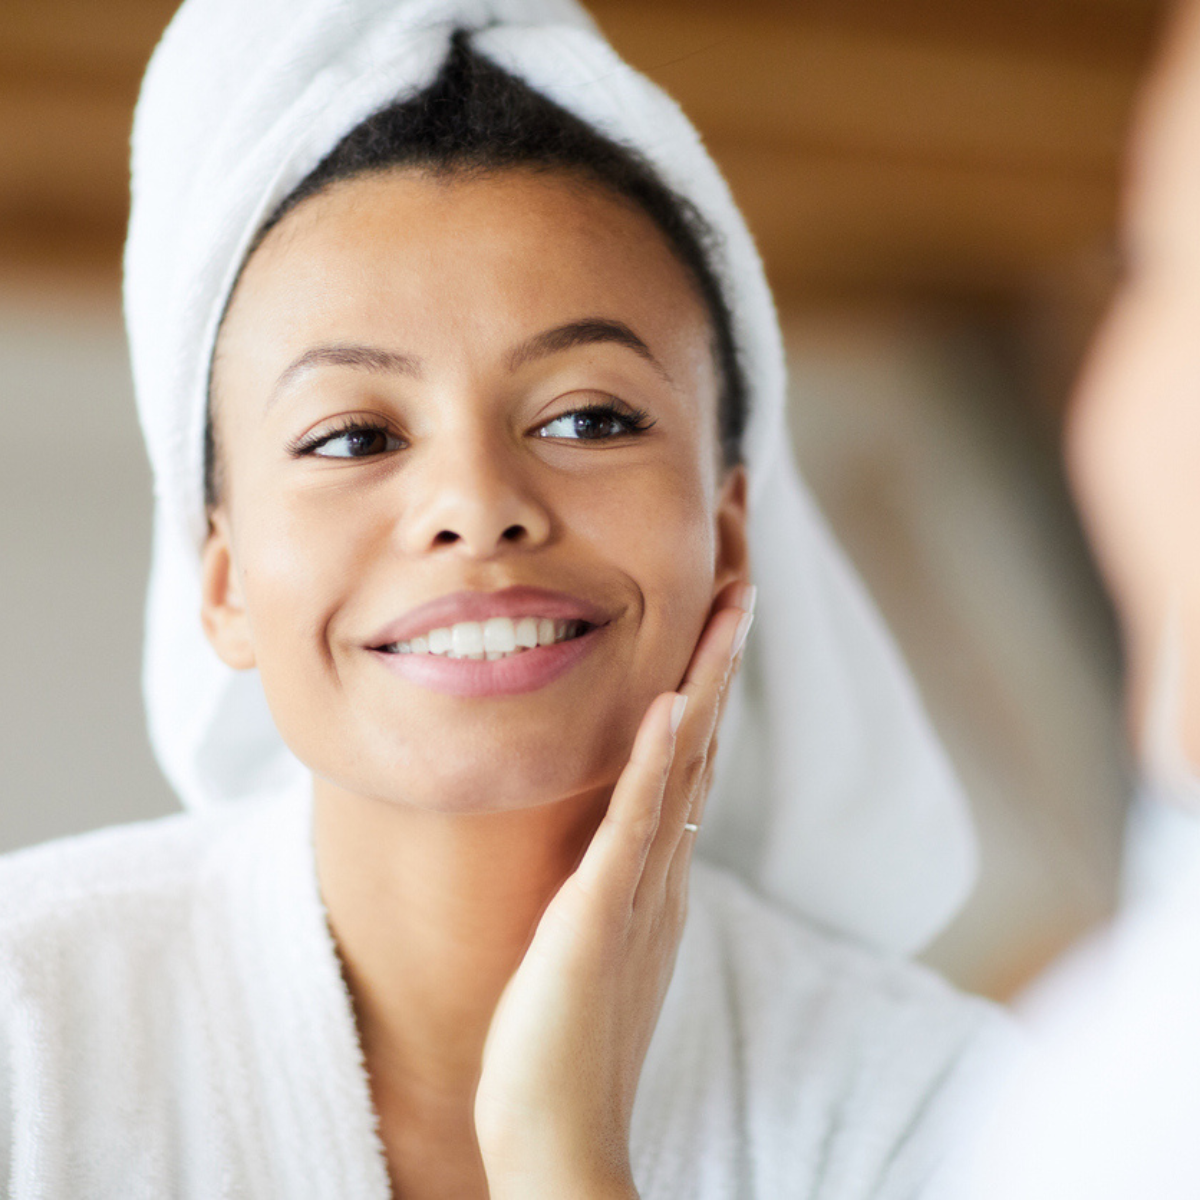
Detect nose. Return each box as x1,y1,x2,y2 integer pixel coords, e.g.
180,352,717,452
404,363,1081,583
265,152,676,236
399,431,552,558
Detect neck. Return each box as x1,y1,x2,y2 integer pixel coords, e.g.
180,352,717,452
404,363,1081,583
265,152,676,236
313,780,606,1108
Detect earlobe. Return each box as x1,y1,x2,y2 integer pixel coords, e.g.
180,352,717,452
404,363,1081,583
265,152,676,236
713,464,750,598
200,511,256,670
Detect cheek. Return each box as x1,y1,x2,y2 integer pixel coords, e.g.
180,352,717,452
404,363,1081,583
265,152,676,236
566,460,718,669
241,495,358,629
230,483,379,733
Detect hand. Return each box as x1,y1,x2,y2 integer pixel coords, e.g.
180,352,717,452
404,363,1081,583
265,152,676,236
473,582,756,1200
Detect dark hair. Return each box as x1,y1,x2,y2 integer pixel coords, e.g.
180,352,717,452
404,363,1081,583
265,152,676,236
205,29,747,508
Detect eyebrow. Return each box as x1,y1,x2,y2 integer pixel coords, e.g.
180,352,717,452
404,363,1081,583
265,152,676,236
267,344,422,409
507,318,671,381
266,317,668,410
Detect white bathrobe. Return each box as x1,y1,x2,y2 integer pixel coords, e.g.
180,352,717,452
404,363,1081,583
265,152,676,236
0,794,1002,1200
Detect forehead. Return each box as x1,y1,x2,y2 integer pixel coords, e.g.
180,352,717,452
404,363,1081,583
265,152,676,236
215,168,718,402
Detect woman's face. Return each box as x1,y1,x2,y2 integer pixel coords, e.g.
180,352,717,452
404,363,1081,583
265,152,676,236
204,168,747,813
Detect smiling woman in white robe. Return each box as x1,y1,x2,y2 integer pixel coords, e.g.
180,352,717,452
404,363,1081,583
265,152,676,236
0,2,1007,1197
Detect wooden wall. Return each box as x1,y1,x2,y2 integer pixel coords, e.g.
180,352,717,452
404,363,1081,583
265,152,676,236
0,1,1165,315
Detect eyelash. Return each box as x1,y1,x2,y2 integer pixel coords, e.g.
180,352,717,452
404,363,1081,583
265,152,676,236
288,415,404,459
535,401,655,442
288,400,655,460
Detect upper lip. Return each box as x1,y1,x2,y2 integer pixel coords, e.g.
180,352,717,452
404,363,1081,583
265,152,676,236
366,586,612,647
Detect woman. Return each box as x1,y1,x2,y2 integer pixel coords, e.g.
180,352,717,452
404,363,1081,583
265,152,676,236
0,2,1005,1196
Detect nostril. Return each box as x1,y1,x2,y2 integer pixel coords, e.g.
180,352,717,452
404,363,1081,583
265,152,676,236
426,523,530,550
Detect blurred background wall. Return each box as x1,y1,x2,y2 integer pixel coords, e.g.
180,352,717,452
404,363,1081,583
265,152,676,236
0,0,1167,998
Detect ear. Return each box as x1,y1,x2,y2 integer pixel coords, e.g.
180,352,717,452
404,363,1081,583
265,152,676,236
712,464,750,603
200,509,256,670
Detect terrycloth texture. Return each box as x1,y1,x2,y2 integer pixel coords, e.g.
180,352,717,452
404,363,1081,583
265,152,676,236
125,0,975,956
0,804,1004,1200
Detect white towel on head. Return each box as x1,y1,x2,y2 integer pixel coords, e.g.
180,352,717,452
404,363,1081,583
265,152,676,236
125,0,976,955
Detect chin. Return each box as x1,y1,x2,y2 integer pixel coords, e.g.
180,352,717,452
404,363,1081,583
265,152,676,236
282,662,666,814
383,773,612,816
400,740,629,814
304,721,633,817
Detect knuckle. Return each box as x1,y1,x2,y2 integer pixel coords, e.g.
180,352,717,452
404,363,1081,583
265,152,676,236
678,750,708,792
663,890,688,935
625,809,660,851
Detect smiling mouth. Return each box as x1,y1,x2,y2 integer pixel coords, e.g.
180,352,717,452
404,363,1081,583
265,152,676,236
377,616,595,661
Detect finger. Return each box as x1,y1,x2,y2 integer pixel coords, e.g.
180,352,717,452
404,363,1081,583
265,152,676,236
680,613,747,835
642,596,755,891
684,731,719,832
669,599,752,806
568,690,684,910
665,747,717,902
678,581,754,693
627,582,754,910
687,583,754,759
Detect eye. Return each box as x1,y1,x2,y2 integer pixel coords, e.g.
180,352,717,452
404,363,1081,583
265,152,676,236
292,420,405,459
535,402,654,442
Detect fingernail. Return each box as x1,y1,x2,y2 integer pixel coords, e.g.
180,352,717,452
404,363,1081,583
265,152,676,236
739,583,758,616
731,612,754,661
670,693,688,735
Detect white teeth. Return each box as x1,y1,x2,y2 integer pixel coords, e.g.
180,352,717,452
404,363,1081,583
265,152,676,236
451,623,485,656
483,617,517,653
384,615,589,659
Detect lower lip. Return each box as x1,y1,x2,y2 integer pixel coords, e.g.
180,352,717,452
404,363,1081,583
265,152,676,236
368,625,604,696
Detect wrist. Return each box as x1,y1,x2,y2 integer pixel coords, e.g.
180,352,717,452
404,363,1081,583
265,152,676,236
482,1146,638,1200
489,1179,638,1200
489,1182,637,1200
